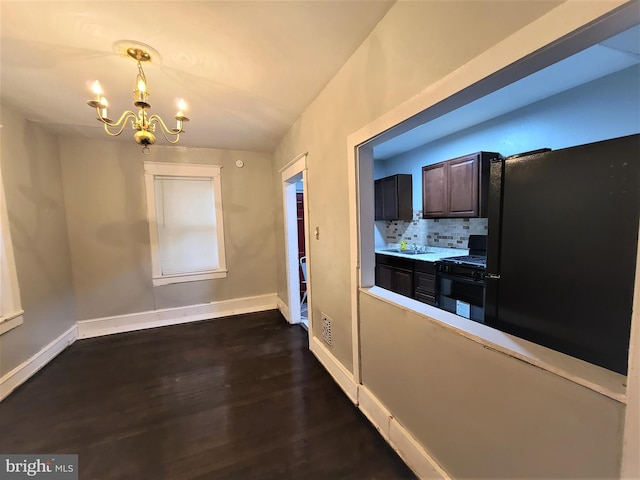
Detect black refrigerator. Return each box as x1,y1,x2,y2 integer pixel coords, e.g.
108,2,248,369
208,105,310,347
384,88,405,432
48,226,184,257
484,134,639,375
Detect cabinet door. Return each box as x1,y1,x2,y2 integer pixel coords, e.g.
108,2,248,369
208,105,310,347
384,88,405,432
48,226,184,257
414,271,435,296
414,292,436,306
422,163,447,218
381,176,398,220
375,264,393,290
375,175,413,221
448,154,479,217
374,179,384,221
392,268,413,297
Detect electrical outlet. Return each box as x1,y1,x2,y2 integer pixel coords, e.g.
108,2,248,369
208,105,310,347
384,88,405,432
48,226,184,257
321,313,332,347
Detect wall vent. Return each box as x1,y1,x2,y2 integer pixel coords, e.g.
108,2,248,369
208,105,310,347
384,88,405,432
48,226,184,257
321,313,332,347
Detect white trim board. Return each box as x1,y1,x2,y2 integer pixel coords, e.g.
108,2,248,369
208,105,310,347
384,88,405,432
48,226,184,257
276,296,291,323
280,152,310,329
311,338,450,480
0,324,77,401
0,311,23,336
278,151,309,174
309,335,358,403
359,386,450,480
77,293,278,339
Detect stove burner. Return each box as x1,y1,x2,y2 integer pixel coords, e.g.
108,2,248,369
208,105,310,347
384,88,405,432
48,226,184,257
441,255,487,268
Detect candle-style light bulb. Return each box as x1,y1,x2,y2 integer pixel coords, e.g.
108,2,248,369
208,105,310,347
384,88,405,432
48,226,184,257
176,98,187,116
134,72,148,104
92,81,103,101
100,97,108,119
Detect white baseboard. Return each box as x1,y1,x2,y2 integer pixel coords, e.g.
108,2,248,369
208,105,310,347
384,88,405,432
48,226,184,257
307,345,449,479
309,335,358,403
358,385,449,480
277,296,291,323
358,385,391,441
389,417,450,480
0,324,77,401
77,293,279,339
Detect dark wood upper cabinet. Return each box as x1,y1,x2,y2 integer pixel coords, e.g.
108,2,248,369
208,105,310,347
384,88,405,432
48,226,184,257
374,174,413,221
422,152,499,219
422,163,447,217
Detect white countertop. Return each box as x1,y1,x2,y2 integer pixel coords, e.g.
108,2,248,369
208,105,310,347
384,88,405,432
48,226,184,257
375,245,468,262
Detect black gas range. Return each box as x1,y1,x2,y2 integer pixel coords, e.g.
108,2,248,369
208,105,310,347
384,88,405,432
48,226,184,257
435,235,487,323
439,254,486,269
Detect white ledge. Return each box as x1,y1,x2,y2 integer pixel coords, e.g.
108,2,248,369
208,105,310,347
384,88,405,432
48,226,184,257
0,310,24,335
362,286,627,403
152,269,228,286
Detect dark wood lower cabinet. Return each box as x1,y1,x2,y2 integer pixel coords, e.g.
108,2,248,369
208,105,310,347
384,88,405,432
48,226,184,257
391,267,413,297
375,254,413,297
375,263,393,291
414,260,436,305
375,254,435,303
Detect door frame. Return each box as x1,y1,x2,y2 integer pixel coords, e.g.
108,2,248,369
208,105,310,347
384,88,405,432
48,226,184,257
280,152,311,328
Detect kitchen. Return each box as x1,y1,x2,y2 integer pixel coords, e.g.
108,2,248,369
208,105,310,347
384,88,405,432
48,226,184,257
372,33,639,377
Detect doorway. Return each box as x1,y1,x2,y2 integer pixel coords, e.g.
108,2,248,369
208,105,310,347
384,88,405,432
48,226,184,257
281,153,310,330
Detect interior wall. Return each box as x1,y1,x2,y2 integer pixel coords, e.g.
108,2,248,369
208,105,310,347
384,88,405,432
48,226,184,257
0,104,76,377
271,0,634,477
380,64,640,209
272,0,563,371
274,0,562,370
59,138,277,321
360,293,624,479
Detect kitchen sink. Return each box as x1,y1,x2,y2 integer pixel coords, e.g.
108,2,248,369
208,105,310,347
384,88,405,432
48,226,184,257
381,249,421,255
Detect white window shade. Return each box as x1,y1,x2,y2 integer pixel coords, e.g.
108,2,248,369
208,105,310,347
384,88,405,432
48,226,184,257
155,177,218,275
144,162,227,286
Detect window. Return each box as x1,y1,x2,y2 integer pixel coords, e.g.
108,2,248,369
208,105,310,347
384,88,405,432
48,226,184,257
0,164,24,335
144,162,227,286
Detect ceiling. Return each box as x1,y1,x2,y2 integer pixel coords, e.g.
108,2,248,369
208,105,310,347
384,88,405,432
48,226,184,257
373,24,640,159
0,1,394,152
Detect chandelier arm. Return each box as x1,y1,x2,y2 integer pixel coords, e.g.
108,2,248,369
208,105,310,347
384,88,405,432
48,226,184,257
87,46,189,152
97,109,138,137
149,115,183,144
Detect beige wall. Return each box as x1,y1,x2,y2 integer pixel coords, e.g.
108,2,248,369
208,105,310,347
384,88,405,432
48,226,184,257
360,293,623,478
271,0,631,477
59,138,277,321
273,0,562,373
0,104,76,376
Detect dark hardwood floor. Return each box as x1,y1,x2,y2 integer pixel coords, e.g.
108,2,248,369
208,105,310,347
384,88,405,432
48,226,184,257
0,310,416,480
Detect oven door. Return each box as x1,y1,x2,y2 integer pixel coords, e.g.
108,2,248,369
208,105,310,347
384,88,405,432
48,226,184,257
436,266,485,323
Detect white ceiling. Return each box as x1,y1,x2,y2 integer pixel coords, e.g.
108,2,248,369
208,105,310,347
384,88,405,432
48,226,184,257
373,24,640,159
0,1,394,152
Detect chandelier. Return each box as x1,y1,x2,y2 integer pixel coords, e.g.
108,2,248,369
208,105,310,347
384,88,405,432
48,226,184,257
87,46,189,154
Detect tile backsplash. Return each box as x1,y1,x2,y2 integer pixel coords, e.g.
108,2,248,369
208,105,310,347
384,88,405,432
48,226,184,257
379,210,488,248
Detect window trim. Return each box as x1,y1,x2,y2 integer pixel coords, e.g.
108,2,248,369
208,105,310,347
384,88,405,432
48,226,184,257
0,161,24,335
143,162,227,286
